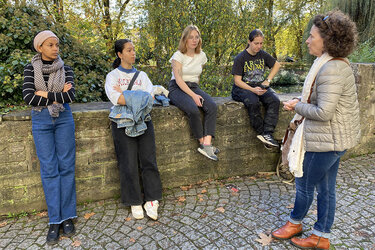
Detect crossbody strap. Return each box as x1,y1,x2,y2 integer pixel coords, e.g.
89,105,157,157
127,70,140,91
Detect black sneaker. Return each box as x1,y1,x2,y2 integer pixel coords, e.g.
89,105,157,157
62,219,75,237
46,224,60,245
257,133,279,147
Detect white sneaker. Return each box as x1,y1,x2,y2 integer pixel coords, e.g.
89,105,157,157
131,205,144,219
143,200,159,220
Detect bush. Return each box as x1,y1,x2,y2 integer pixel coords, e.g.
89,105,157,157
0,4,111,112
349,38,375,63
272,70,305,86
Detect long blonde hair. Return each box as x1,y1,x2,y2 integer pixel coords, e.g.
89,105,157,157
178,25,202,54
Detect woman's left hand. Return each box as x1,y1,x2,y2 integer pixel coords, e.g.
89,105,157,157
113,85,122,93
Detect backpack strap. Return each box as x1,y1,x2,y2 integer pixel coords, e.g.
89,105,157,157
127,70,140,91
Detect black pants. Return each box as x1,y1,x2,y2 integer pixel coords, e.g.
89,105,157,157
168,80,217,139
111,120,162,206
232,84,280,135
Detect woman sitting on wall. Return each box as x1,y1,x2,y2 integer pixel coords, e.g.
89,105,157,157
168,25,219,161
23,30,77,245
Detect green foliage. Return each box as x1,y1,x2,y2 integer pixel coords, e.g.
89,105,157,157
272,70,305,86
0,4,111,111
349,38,375,63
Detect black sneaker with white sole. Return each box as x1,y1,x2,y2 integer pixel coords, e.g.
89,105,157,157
257,133,279,147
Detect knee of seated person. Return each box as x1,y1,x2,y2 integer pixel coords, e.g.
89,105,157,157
243,98,259,108
187,108,201,118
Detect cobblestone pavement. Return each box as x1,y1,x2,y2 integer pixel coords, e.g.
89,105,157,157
1,154,374,250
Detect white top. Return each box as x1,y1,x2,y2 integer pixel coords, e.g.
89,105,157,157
169,50,207,83
105,68,153,106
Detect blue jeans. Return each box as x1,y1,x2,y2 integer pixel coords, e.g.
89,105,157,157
289,150,346,238
32,104,77,224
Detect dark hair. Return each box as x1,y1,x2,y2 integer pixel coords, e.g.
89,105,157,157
246,29,264,48
312,10,358,58
112,39,132,69
248,29,264,42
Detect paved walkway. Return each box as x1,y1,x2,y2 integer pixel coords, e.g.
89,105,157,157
0,154,374,249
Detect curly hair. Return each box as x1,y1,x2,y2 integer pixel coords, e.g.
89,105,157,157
313,10,358,58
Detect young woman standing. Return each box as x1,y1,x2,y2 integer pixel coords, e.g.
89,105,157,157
23,30,77,245
105,39,162,220
168,25,219,161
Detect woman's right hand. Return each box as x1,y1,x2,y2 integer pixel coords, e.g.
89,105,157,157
191,93,204,107
251,86,267,96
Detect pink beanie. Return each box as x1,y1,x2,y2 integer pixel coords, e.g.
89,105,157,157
33,30,59,52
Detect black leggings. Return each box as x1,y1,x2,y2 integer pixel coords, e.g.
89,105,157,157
232,84,280,135
168,80,217,139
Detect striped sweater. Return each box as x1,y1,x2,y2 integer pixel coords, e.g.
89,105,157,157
23,62,75,106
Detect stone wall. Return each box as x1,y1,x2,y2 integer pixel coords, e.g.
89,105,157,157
0,63,374,215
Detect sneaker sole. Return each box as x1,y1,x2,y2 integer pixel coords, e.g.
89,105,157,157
197,148,218,161
257,135,279,147
62,230,76,238
145,212,158,220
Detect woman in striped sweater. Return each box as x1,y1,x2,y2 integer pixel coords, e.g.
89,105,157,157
23,30,76,245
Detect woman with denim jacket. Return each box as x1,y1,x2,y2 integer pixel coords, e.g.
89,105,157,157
168,25,219,161
105,39,162,221
23,30,77,245
271,10,360,249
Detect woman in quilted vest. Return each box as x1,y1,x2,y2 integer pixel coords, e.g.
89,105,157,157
271,10,360,249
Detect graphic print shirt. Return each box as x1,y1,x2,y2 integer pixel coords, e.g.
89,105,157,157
232,49,276,86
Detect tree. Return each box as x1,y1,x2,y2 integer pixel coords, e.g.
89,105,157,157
327,0,375,43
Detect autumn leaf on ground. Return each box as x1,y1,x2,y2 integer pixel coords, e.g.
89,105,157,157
36,211,48,217
255,233,273,246
200,213,208,218
216,207,225,213
180,185,192,191
71,239,81,247
129,238,136,242
177,196,186,202
197,194,203,198
286,204,294,209
199,198,204,202
125,217,132,221
249,176,257,180
137,226,143,230
0,221,7,228
83,212,95,219
201,189,207,194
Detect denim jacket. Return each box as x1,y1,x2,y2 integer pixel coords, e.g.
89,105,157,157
109,90,153,137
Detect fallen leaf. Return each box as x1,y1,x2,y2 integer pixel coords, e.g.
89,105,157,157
249,176,257,180
60,236,68,240
137,226,143,230
129,238,136,243
71,240,81,247
201,189,207,194
255,233,273,246
231,192,239,196
177,196,186,202
0,221,7,228
83,212,95,219
286,204,294,209
197,194,203,198
36,211,48,217
180,185,192,191
125,217,132,221
200,213,208,218
199,198,204,202
216,207,225,213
